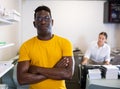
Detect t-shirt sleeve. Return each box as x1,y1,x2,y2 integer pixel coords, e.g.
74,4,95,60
18,43,30,62
62,39,73,56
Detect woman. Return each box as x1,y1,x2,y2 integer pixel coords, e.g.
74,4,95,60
81,32,111,65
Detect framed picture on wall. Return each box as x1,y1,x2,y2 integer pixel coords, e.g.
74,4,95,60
104,0,120,23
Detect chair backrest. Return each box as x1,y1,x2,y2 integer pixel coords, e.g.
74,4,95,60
13,63,29,89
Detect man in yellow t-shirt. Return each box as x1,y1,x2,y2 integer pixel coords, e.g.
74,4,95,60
17,5,74,89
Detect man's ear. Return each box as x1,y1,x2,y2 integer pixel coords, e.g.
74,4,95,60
52,19,54,26
33,21,36,28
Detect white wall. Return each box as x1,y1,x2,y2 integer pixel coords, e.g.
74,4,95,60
21,0,120,52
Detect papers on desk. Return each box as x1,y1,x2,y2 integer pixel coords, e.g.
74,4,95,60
101,65,119,79
88,69,101,79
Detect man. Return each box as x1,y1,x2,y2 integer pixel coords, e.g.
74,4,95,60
17,5,74,89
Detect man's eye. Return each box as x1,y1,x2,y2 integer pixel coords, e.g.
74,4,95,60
44,16,51,20
36,16,51,21
45,16,49,19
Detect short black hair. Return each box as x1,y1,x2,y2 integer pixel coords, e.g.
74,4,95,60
99,32,108,39
34,5,51,18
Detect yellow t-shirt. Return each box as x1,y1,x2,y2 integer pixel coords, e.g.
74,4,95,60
18,35,73,89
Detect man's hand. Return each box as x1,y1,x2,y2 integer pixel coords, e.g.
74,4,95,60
29,65,39,74
54,57,69,68
29,57,70,74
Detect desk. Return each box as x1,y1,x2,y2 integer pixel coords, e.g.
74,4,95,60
0,56,18,78
0,62,14,78
86,75,120,89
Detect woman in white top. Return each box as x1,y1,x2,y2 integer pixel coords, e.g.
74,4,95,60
81,32,111,65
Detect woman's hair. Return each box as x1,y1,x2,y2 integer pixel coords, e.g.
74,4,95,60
99,32,108,39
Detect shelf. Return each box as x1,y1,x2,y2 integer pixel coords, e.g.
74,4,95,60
0,43,15,49
0,18,13,25
0,9,20,25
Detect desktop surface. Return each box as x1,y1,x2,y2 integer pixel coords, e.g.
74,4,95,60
86,76,120,89
0,62,14,78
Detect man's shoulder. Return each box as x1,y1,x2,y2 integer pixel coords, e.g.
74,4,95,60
21,36,37,45
54,35,70,41
54,35,72,46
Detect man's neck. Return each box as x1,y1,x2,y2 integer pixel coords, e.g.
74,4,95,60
37,34,53,40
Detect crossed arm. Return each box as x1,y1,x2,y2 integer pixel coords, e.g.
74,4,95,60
17,56,74,85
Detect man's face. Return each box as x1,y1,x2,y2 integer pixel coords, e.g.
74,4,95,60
34,10,53,36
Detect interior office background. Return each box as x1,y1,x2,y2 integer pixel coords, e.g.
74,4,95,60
0,0,120,61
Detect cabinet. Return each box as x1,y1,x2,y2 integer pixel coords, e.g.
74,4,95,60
0,8,20,60
0,9,20,25
0,18,12,25
0,0,20,88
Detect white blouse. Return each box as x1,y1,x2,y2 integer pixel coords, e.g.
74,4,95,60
84,41,111,62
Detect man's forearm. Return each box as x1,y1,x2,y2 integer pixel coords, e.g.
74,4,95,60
18,73,47,85
29,57,74,80
17,61,47,85
29,65,72,80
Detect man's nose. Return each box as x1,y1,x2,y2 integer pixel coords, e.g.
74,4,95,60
40,19,46,24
